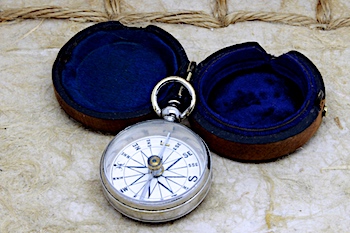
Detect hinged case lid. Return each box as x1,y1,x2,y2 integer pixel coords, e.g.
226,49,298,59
52,21,189,133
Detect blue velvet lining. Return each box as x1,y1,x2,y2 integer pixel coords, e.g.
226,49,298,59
208,66,305,128
193,42,323,138
61,25,181,114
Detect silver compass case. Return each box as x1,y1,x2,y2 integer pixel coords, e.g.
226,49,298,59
100,120,212,222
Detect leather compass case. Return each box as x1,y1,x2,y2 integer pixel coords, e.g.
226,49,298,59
190,43,326,162
52,21,326,162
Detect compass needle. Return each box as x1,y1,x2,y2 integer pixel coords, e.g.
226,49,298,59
158,132,171,160
140,174,153,200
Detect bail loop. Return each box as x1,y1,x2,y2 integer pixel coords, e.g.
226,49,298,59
151,73,196,122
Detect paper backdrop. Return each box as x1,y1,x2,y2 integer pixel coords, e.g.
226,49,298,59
1,0,350,232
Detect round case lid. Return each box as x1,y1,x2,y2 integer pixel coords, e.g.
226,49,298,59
52,21,189,133
190,42,326,162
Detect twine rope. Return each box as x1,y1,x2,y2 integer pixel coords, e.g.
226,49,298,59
0,0,346,30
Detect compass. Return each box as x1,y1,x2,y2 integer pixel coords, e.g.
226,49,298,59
100,68,212,222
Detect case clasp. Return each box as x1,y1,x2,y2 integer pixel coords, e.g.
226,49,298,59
317,90,327,117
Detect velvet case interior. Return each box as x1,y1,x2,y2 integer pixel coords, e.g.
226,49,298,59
191,42,325,161
52,21,189,132
53,22,325,161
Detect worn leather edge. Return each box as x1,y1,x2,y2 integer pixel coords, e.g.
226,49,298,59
54,88,157,134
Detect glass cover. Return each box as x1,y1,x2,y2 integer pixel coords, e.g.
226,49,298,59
102,120,209,205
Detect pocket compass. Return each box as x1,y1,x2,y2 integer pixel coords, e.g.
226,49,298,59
100,63,212,222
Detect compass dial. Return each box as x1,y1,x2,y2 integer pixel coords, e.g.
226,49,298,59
100,120,212,222
110,136,202,201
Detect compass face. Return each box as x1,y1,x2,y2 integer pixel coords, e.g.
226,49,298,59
100,120,211,222
109,136,201,201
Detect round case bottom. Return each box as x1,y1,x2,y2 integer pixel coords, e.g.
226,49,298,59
190,42,326,162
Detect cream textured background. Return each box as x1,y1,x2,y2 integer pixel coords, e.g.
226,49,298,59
1,0,350,232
